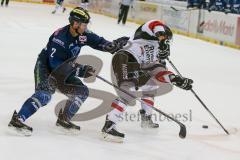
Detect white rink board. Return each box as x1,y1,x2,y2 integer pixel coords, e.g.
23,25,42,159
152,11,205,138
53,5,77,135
201,11,239,44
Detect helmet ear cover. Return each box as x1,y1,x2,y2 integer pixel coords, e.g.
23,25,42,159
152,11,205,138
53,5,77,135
69,16,75,26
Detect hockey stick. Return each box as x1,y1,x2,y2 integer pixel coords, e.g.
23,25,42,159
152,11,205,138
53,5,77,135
170,6,200,12
166,57,230,135
94,74,187,139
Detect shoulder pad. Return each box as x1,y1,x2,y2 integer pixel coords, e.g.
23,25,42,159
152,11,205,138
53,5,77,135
85,29,93,34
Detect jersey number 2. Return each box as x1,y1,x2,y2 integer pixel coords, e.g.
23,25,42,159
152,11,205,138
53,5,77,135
50,48,56,58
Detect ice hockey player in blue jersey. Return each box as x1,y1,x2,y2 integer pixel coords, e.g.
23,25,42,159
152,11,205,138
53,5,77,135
231,0,240,14
52,0,66,14
8,7,129,136
208,0,227,12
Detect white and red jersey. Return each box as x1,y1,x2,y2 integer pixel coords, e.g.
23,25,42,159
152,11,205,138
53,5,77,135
125,20,167,66
125,39,159,65
123,20,174,83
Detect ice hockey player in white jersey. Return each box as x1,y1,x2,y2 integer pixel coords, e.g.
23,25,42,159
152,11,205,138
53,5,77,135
52,0,66,14
101,20,193,142
80,0,89,10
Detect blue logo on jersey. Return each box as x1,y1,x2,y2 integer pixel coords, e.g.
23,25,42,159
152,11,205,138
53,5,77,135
71,46,81,57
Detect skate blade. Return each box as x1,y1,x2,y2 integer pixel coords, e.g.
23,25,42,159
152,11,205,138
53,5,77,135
141,123,159,129
7,125,32,137
101,132,124,143
141,125,159,129
55,125,81,136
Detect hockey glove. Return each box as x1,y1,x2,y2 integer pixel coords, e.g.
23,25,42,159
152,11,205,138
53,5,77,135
170,74,193,90
104,36,130,54
158,39,170,59
127,70,151,90
76,64,95,78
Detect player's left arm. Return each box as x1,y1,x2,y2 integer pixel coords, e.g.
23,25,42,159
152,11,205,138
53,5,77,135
86,31,129,54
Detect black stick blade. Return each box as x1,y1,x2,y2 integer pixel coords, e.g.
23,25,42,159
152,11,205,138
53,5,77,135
179,124,187,138
170,6,179,11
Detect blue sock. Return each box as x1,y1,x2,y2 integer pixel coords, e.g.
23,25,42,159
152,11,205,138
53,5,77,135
17,91,51,121
65,89,89,120
66,100,81,120
18,98,40,121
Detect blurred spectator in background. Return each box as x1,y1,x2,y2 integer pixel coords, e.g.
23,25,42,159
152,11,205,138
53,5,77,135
230,0,240,13
208,0,227,12
186,0,239,14
187,0,207,9
52,0,66,14
118,0,134,25
187,0,199,8
1,0,9,7
146,0,239,14
80,0,89,10
208,0,238,14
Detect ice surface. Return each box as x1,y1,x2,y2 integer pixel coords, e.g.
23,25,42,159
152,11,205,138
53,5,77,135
0,2,240,160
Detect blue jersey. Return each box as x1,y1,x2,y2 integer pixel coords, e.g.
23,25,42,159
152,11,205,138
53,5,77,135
187,0,200,6
40,25,109,71
215,0,226,7
57,0,64,5
232,0,240,9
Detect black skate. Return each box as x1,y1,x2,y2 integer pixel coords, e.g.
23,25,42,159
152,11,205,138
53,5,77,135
140,109,159,128
101,116,124,143
63,7,66,13
56,109,80,133
8,110,33,136
52,10,56,14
